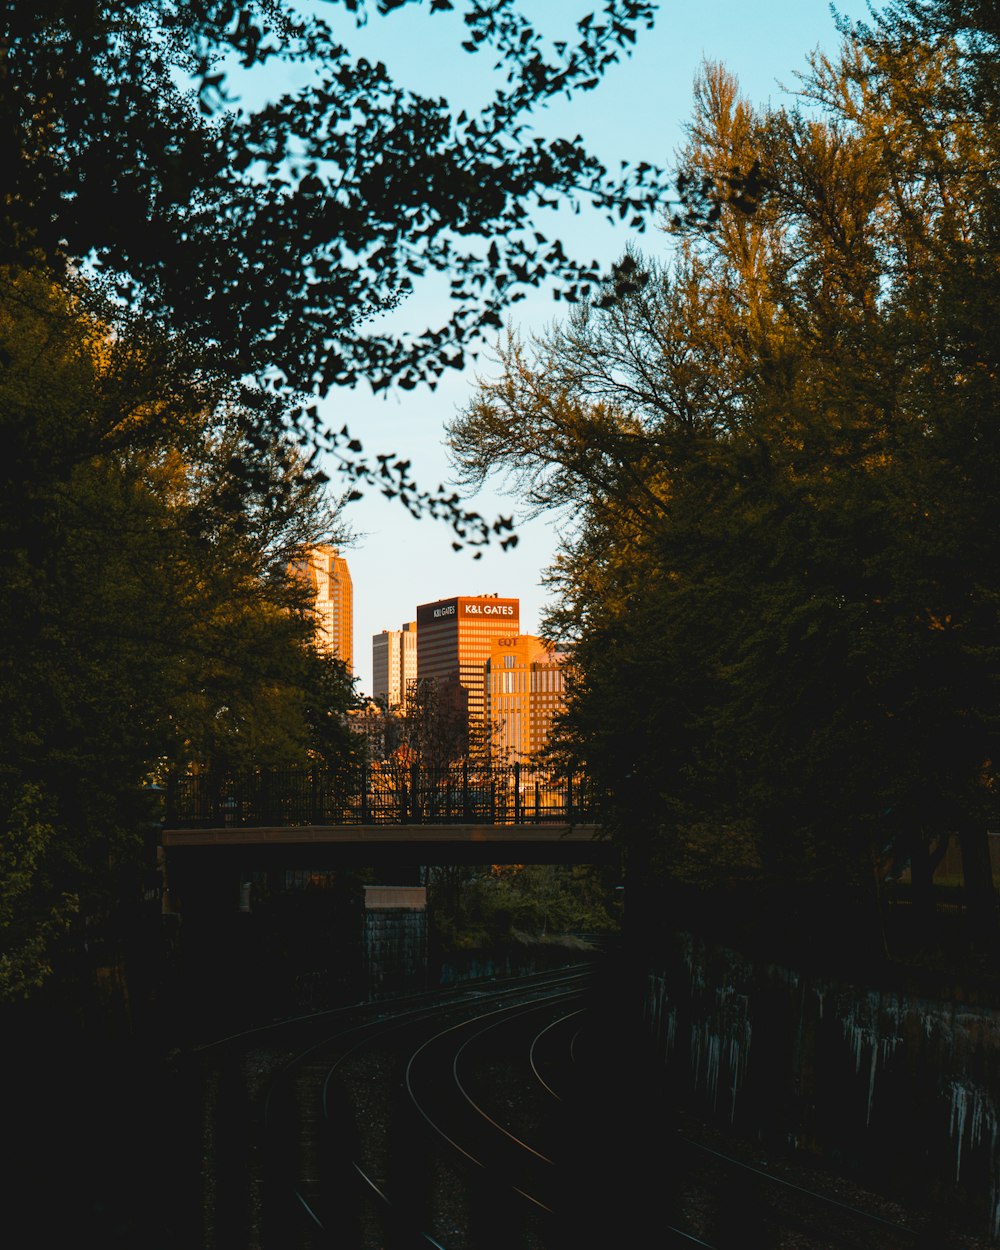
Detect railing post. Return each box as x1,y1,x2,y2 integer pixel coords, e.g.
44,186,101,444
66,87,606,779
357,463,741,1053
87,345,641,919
165,774,176,828
462,758,470,822
261,768,271,826
209,770,221,826
514,760,521,825
567,771,574,821
360,762,370,825
411,761,420,824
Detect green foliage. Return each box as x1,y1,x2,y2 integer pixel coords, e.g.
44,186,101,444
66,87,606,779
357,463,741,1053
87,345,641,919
449,4,1000,927
0,1,669,998
0,270,361,995
428,863,621,951
0,785,79,1001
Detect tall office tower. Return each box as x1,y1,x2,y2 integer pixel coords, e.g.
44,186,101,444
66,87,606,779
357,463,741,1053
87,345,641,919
416,595,520,731
290,545,353,674
372,621,417,707
486,635,567,760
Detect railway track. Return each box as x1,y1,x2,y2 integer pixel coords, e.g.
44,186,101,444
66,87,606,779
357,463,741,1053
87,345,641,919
174,959,983,1250
187,965,593,1248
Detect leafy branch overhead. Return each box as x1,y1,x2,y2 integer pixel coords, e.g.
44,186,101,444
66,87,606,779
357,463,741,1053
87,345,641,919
2,0,665,402
322,422,519,556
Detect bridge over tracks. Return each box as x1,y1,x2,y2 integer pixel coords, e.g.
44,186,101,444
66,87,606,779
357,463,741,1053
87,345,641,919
161,763,616,875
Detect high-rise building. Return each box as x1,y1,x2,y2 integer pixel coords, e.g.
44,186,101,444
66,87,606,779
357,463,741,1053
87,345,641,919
486,635,567,760
415,595,520,731
372,621,417,708
290,545,353,674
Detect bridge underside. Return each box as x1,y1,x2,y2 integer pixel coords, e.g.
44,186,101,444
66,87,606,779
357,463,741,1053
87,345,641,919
162,823,616,871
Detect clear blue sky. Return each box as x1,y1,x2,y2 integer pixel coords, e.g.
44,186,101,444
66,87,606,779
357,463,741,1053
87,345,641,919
288,1,875,693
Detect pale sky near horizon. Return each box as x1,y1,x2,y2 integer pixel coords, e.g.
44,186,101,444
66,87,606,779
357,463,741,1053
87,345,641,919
284,1,875,693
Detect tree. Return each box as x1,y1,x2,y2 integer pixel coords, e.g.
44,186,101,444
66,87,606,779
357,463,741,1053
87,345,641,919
2,0,667,539
427,862,620,950
449,10,1000,956
0,270,356,999
1,0,676,1002
368,678,469,823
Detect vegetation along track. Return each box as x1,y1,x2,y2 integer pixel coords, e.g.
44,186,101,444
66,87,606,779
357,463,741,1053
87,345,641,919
178,959,983,1250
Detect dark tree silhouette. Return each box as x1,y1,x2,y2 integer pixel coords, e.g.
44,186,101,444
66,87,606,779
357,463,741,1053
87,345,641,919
2,1,668,546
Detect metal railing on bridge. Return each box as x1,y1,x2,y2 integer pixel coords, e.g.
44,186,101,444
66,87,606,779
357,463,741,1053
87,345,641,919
165,761,593,828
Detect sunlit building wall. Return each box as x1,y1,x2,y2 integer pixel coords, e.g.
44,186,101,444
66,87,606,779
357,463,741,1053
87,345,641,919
486,634,567,760
372,620,417,707
290,545,353,675
416,595,520,730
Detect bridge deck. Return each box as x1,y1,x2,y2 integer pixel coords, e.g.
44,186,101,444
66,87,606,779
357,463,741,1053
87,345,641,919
161,822,615,867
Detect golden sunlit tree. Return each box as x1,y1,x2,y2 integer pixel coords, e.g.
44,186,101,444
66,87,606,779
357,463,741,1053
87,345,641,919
0,271,357,1001
449,7,1000,959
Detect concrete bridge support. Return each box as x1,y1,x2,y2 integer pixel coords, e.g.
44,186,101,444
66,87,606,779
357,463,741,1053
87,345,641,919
362,885,428,1000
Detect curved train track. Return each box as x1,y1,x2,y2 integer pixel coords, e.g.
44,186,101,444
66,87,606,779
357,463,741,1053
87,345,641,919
174,959,974,1250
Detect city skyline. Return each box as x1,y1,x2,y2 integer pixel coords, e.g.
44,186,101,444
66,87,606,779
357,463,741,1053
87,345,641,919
320,0,872,697
364,600,569,763
360,585,537,700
